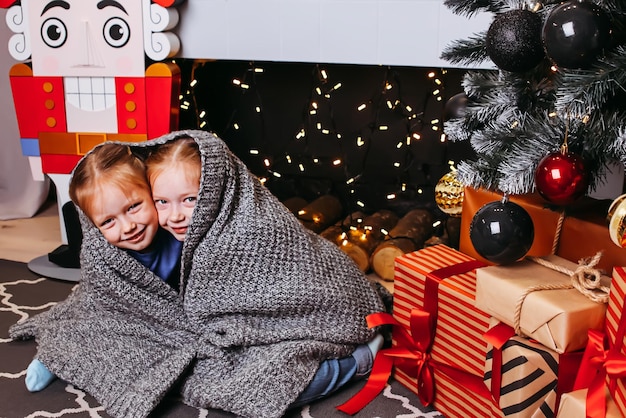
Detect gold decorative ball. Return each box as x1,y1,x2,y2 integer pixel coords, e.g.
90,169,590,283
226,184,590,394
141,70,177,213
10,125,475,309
607,194,626,248
435,170,465,216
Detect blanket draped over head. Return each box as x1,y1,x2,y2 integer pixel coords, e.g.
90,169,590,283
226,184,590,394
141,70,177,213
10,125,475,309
10,130,386,418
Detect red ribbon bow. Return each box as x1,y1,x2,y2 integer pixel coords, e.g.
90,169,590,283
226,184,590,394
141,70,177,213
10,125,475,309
336,309,493,415
336,310,434,415
574,328,626,418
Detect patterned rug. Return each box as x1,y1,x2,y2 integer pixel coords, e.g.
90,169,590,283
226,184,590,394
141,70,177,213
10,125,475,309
0,259,443,418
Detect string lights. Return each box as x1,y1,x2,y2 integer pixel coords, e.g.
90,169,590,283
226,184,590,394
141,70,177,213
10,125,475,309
176,59,467,219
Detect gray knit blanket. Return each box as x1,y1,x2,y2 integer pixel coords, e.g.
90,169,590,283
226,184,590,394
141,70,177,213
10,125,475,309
10,130,386,418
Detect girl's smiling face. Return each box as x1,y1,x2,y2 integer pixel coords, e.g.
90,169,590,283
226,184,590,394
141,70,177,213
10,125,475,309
88,182,159,252
150,162,199,241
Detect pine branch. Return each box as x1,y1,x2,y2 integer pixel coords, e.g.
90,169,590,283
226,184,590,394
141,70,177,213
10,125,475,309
440,34,489,65
443,0,509,16
556,46,626,116
612,130,626,165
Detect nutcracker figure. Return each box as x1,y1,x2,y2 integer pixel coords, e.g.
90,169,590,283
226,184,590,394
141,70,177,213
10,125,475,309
1,0,184,277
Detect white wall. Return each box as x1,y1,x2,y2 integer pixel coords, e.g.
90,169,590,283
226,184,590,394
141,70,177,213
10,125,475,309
176,0,494,68
0,10,49,220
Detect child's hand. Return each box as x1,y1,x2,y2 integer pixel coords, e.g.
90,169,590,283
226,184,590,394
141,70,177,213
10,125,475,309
25,358,56,392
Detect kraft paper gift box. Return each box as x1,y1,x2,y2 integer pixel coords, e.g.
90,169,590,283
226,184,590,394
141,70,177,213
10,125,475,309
557,389,621,418
484,321,583,418
475,255,609,353
460,187,626,273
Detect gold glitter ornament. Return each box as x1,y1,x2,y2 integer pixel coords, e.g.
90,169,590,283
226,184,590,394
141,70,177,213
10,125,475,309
435,170,464,216
607,194,626,248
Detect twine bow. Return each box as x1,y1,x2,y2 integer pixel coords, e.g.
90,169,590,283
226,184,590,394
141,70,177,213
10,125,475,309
512,252,609,338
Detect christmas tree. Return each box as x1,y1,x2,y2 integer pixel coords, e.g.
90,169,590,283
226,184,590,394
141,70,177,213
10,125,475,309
440,0,626,204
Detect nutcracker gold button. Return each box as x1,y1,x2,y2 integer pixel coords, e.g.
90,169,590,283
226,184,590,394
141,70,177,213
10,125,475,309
124,83,135,94
46,117,56,128
42,82,53,93
126,118,137,129
45,99,55,110
126,101,136,112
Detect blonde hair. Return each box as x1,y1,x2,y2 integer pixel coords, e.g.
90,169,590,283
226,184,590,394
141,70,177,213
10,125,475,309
145,137,201,187
69,143,150,221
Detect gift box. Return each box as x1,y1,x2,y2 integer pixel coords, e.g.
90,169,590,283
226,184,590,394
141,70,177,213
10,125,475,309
392,245,505,416
557,389,621,418
337,310,502,417
475,255,609,353
394,244,491,376
396,364,503,418
484,322,583,418
605,266,626,416
460,187,626,273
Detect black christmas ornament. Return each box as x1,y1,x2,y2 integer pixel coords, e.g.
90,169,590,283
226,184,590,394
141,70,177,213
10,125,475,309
542,0,611,69
485,9,545,72
469,198,534,265
534,150,589,206
444,92,468,121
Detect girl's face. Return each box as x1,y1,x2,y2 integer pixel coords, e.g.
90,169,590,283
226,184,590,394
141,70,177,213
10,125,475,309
88,181,159,252
150,162,199,241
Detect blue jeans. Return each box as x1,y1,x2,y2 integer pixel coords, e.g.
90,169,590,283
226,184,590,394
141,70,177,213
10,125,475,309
290,343,373,407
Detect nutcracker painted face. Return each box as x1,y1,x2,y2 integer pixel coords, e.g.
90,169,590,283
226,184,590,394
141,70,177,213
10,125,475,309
28,0,146,77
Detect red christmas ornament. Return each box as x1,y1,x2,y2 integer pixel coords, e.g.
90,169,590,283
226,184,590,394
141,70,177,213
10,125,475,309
534,151,589,206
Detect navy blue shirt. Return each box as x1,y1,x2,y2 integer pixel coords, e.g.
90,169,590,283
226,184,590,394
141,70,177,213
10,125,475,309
127,228,183,290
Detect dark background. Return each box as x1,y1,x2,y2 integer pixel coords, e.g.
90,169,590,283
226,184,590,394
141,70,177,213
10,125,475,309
176,59,475,218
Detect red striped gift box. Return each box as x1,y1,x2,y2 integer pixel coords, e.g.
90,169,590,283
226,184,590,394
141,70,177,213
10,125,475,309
394,245,491,376
395,365,503,417
605,266,626,416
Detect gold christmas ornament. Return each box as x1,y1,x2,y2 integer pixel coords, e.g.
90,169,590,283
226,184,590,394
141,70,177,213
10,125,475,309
607,193,626,248
435,170,465,216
